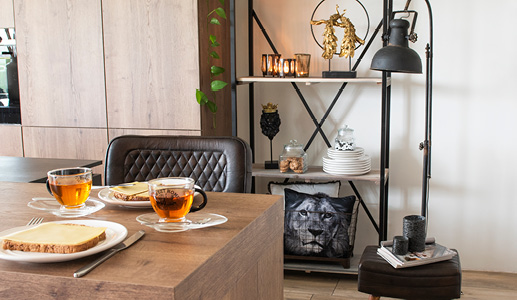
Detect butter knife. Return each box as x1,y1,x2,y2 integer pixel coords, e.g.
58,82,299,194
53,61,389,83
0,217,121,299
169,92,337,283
73,230,145,278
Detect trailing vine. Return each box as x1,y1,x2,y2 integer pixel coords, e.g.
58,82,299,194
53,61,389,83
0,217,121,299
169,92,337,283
195,0,227,129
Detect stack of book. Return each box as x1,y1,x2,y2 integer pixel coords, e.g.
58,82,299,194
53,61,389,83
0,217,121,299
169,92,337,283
377,237,457,269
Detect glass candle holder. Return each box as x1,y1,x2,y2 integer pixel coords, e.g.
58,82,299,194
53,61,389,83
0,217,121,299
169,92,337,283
295,53,311,78
262,54,281,77
278,58,296,78
286,59,296,77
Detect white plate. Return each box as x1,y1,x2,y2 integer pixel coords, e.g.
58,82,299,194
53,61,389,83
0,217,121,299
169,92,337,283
323,155,370,162
136,212,228,233
323,168,371,175
328,147,364,153
323,161,371,168
28,198,105,218
97,185,203,208
97,188,151,208
327,147,364,156
0,220,128,263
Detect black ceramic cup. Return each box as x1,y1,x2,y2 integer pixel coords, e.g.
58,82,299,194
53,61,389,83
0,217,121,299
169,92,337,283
392,235,409,255
403,215,426,252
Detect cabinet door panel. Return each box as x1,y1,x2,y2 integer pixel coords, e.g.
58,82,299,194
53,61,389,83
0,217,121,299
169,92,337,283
103,0,201,130
0,125,22,156
22,127,107,161
108,129,200,142
0,0,14,28
14,0,106,127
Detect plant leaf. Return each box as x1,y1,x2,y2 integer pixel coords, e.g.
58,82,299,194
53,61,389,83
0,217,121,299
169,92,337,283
210,17,221,25
209,35,216,44
211,66,225,76
211,80,228,91
209,51,220,59
207,101,218,113
218,0,224,6
215,7,226,20
196,89,208,105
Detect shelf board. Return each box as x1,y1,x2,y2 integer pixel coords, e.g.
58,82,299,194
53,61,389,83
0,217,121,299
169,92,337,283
252,164,388,184
237,76,386,86
284,255,361,274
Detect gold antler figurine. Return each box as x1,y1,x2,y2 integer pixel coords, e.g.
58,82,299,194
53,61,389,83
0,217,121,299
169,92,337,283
310,5,365,59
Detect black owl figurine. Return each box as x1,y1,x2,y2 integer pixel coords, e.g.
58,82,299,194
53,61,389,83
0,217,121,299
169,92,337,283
260,103,281,169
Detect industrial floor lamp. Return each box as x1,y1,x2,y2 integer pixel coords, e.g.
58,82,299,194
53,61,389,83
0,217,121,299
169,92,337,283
370,0,433,218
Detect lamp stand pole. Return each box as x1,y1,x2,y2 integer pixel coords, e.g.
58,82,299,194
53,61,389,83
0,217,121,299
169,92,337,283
419,0,433,218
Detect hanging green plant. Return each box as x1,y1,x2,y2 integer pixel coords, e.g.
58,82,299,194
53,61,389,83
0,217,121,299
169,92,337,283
196,0,227,128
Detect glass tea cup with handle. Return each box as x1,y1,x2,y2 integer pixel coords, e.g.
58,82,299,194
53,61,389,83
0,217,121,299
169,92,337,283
46,167,93,210
147,177,208,223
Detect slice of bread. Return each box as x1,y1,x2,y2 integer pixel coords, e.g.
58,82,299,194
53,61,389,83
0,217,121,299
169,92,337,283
110,182,150,202
2,223,107,254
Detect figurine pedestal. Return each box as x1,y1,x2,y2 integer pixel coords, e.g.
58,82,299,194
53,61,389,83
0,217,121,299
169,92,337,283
322,71,357,78
265,160,279,169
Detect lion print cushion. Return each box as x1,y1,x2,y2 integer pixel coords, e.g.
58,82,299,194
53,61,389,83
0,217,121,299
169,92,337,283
284,188,356,258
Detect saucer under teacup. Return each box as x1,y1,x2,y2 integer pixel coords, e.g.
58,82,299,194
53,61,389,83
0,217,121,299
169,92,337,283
28,198,105,218
136,212,227,233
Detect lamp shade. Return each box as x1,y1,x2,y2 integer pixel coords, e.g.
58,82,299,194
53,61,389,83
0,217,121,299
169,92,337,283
371,19,422,73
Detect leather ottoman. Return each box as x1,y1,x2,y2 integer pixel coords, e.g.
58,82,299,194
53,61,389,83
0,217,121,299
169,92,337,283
358,245,462,300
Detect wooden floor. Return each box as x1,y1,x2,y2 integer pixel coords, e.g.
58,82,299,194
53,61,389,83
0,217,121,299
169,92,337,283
284,270,517,299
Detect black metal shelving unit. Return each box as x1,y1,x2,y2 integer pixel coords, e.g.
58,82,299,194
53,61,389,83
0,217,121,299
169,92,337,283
235,0,394,272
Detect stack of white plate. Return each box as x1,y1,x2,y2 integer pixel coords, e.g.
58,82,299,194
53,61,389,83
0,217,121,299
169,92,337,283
323,147,371,175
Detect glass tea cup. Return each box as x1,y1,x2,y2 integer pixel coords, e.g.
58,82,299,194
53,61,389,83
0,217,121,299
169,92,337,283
46,167,93,210
148,177,208,223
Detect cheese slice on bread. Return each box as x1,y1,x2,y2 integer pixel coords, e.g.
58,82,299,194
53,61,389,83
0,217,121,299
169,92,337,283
2,223,107,254
110,182,150,201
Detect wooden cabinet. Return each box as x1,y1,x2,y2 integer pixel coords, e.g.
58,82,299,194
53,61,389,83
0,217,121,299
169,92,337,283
6,0,234,177
102,0,201,131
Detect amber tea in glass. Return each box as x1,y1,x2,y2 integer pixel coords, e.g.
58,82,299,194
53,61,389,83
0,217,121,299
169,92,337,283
148,177,207,223
47,167,92,209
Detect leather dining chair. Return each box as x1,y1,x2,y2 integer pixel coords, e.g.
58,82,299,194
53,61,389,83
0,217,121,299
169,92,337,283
104,135,252,193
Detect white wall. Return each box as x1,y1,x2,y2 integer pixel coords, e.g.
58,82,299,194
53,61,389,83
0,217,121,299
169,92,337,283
236,0,517,273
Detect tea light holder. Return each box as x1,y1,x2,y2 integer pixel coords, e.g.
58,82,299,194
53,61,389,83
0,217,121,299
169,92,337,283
295,53,311,77
261,54,281,77
277,58,296,77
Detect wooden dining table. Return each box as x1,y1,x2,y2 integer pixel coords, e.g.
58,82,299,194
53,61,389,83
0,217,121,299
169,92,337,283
0,182,284,299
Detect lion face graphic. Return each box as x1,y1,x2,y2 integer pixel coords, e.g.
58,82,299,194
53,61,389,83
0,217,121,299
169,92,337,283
284,189,355,258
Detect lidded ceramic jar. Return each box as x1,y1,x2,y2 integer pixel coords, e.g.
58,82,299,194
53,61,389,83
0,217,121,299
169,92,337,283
334,125,355,150
279,140,308,173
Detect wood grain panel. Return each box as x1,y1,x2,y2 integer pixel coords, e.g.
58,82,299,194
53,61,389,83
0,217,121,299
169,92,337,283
22,127,107,160
174,193,285,299
258,235,284,299
103,0,201,131
108,128,200,143
0,0,14,28
14,0,106,128
0,125,22,156
197,0,233,136
22,127,107,178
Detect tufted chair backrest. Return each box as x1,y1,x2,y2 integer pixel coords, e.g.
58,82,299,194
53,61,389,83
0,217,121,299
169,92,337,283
104,135,252,193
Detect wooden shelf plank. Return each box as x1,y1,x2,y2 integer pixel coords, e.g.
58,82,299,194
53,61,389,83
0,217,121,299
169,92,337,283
237,76,386,86
252,164,388,184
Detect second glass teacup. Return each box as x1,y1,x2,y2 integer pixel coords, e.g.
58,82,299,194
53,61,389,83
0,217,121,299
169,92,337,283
148,177,208,223
46,167,93,210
